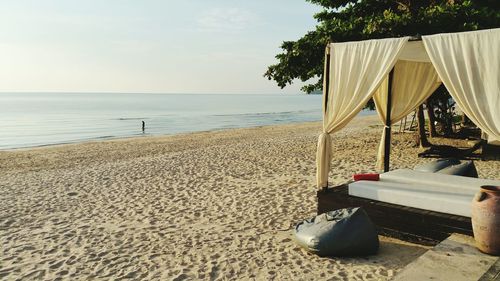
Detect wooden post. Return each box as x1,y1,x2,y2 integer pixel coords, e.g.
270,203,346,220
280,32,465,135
324,45,331,115
322,44,331,191
384,68,395,172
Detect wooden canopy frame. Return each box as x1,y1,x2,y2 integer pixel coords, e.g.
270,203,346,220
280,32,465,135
323,37,423,173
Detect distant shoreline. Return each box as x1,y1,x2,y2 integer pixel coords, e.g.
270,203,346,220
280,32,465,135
0,120,321,152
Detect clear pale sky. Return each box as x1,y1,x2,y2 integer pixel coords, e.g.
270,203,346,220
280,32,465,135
0,1,320,94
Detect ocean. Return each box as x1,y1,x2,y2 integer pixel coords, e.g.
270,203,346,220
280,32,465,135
0,92,373,150
0,93,320,150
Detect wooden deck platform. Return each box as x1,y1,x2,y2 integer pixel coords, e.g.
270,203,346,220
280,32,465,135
317,184,473,246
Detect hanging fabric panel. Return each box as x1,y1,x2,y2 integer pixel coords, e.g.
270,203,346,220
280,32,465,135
423,28,500,142
316,37,409,189
373,60,442,169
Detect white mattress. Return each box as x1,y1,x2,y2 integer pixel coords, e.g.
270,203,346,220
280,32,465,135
348,169,500,217
380,169,500,191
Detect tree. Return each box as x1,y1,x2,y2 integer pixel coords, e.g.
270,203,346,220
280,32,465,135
426,99,438,137
265,0,500,94
264,0,500,145
431,84,457,136
417,105,431,148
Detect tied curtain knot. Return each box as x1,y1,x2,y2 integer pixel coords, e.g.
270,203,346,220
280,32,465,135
316,132,332,189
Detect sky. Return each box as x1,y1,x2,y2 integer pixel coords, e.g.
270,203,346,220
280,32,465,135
0,0,321,94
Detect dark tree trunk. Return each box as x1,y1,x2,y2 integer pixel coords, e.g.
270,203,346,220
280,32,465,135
462,113,471,125
426,100,438,137
417,104,431,148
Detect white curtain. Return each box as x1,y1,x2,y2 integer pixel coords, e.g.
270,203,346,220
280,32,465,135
423,28,500,142
317,37,409,189
373,60,441,169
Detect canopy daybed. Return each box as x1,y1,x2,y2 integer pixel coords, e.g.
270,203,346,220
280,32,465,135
316,28,500,244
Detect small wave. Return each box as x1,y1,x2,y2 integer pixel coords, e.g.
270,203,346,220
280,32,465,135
212,109,316,118
93,135,115,139
115,117,149,121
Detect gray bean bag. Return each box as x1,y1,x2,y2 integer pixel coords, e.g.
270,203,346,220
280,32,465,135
414,158,478,178
414,158,460,172
437,160,478,177
293,207,379,257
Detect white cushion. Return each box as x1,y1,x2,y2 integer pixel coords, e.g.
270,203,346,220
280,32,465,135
349,180,473,217
348,169,500,217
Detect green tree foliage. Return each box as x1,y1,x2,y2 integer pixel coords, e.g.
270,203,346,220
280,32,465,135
264,0,500,94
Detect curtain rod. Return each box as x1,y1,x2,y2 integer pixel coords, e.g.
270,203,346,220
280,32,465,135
409,35,422,41
328,35,422,44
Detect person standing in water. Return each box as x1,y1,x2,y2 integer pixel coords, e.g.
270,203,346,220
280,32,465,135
142,121,145,133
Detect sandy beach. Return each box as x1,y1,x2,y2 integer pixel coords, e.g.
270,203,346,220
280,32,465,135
1,115,499,280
